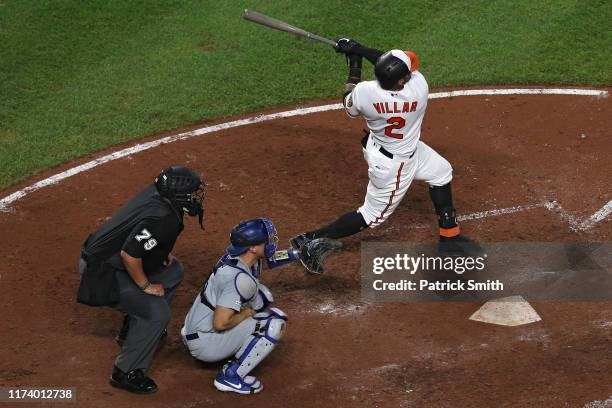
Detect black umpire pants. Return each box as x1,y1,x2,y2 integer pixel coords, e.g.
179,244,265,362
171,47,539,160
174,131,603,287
79,257,184,374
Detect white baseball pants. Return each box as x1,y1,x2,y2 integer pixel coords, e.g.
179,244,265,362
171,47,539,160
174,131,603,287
358,136,453,227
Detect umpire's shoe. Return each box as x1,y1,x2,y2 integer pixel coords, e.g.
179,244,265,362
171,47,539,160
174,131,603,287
438,235,485,258
110,366,158,394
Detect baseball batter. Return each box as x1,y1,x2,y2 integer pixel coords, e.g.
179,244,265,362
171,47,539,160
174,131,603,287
182,218,337,394
77,166,205,394
292,40,482,257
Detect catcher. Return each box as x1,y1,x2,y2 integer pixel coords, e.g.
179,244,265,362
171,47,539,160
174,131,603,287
181,218,339,394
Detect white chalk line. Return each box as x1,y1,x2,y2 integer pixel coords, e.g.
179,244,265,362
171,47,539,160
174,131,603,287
582,200,612,230
429,88,608,99
582,396,612,408
459,200,612,232
315,301,370,316
0,103,342,212
457,203,545,222
0,88,609,232
543,200,612,232
402,203,544,230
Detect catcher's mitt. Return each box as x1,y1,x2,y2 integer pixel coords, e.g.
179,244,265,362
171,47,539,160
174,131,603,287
291,236,342,274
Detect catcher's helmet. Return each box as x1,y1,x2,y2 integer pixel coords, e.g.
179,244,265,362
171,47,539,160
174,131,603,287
375,50,412,90
155,166,205,228
227,218,278,258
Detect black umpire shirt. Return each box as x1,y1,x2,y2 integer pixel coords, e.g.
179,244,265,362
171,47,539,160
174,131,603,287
78,185,184,306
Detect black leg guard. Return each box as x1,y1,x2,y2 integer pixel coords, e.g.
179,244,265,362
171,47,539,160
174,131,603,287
429,183,460,236
305,211,367,240
429,184,484,257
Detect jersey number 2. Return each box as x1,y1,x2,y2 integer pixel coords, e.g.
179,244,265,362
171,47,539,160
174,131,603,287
384,117,406,139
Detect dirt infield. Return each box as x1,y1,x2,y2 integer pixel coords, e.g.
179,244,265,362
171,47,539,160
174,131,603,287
0,88,610,407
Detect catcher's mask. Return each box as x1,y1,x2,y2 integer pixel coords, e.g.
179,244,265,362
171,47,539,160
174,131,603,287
155,166,206,229
227,218,279,259
375,50,412,90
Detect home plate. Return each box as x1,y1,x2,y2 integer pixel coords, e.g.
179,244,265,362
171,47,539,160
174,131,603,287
469,295,542,326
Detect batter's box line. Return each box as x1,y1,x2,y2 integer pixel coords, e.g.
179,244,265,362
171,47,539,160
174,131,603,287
457,200,612,232
392,203,544,230
543,199,612,232
458,203,545,222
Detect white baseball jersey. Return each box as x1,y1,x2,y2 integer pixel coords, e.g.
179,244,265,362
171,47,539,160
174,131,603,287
342,51,453,228
345,71,429,156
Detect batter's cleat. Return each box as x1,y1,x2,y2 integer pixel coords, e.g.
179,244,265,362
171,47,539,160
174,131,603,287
109,366,158,395
438,235,485,258
214,363,263,395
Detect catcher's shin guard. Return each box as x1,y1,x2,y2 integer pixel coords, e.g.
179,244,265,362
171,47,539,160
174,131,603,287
233,312,287,378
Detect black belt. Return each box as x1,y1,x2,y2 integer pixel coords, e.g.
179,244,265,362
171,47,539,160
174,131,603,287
361,132,416,160
185,332,199,341
379,146,394,159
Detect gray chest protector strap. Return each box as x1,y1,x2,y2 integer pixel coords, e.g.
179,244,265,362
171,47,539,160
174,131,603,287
200,255,258,309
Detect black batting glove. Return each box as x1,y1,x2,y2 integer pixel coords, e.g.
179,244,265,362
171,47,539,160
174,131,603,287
337,39,384,65
335,38,361,54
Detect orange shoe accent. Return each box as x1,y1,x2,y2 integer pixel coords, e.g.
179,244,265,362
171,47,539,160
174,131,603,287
404,51,420,72
439,226,460,238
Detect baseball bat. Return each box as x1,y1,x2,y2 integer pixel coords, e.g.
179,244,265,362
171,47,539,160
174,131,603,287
242,9,337,48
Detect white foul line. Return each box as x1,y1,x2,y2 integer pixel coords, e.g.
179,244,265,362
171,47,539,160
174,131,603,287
428,88,609,99
0,88,609,231
0,103,341,212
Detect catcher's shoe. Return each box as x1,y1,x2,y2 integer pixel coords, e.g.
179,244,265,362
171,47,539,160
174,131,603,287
438,235,484,258
214,362,263,395
109,366,157,394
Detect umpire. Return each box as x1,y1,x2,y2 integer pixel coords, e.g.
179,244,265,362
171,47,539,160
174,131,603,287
77,166,205,394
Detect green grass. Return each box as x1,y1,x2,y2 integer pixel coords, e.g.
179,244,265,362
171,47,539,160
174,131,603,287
1,0,611,190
